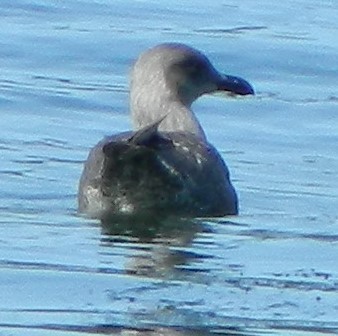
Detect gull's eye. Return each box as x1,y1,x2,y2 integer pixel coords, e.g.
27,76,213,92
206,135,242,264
168,58,207,89
181,59,203,77
171,58,203,76
187,65,202,80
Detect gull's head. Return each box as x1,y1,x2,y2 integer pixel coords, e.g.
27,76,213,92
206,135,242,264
131,43,254,106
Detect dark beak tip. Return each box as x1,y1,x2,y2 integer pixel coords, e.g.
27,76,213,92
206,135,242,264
241,82,255,96
218,74,255,96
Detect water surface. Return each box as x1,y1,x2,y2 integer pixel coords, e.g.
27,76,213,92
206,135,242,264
1,0,338,335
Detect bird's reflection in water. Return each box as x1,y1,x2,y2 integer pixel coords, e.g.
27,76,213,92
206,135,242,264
100,214,211,278
101,214,204,241
88,325,256,336
98,216,255,336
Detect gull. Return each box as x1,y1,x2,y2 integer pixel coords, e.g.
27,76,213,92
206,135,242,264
78,43,254,221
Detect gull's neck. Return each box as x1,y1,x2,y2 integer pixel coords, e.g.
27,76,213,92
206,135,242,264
130,81,207,142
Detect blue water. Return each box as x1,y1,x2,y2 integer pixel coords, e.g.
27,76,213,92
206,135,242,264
1,0,338,335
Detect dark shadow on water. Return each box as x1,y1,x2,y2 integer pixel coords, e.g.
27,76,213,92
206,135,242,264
84,324,260,335
100,214,207,242
99,215,213,278
0,323,262,336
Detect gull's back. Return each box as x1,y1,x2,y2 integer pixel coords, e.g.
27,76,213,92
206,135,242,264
78,122,238,220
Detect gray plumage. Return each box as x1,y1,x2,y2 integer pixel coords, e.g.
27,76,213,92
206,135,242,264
78,43,254,220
